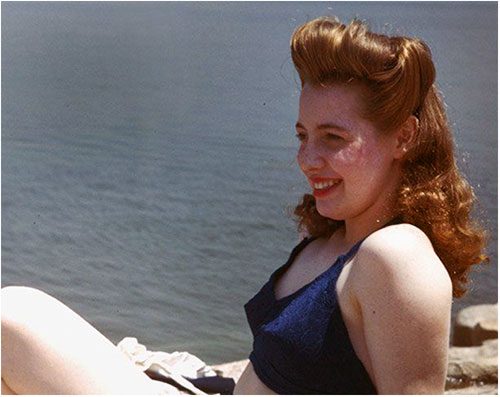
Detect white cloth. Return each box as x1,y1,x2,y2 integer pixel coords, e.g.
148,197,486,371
117,337,217,395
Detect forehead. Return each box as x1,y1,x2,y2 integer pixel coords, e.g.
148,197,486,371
298,83,367,127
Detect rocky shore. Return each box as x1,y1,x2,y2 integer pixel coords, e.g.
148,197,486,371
445,303,498,394
212,303,498,394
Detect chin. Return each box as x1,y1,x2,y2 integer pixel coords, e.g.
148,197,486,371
316,205,345,221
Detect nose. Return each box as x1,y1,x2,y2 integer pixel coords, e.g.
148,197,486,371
297,141,325,172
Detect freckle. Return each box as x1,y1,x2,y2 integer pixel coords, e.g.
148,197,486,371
372,310,376,314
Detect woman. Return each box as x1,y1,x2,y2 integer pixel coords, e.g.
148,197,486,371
2,16,487,395
234,16,488,395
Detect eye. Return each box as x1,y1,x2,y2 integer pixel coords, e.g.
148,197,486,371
325,133,344,141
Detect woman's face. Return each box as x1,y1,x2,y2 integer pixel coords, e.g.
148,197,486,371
296,83,401,222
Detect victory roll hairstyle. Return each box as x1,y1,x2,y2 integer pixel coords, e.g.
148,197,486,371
291,16,488,298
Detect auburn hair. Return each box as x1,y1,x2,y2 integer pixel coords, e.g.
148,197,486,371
291,16,488,298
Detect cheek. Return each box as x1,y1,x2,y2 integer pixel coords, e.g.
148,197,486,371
333,144,369,169
335,144,387,181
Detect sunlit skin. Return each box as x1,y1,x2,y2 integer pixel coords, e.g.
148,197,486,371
235,83,451,394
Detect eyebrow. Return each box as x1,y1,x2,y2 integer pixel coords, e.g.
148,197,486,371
295,122,346,131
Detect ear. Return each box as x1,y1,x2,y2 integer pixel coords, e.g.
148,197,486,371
393,115,418,159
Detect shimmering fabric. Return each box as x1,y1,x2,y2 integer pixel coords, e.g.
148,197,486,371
244,237,377,395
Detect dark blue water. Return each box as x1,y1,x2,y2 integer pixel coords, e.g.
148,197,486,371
2,2,497,364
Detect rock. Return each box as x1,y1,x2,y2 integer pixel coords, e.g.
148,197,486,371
446,339,498,388
453,303,498,346
211,359,249,382
445,383,498,394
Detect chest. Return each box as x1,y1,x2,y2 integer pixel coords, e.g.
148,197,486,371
273,252,373,378
243,241,377,393
273,244,340,300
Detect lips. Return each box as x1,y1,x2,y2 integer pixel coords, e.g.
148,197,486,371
309,177,342,198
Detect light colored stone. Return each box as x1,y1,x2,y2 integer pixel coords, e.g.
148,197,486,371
445,383,498,394
212,359,249,382
447,339,498,385
453,303,498,346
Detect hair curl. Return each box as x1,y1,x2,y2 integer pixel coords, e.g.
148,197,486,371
290,16,488,298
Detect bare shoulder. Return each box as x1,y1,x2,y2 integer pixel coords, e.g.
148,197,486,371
347,224,453,393
351,223,452,305
361,223,436,262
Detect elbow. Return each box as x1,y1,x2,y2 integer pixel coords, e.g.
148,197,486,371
378,375,446,395
375,361,448,395
402,382,445,395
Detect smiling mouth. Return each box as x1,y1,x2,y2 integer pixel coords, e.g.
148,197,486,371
313,180,341,190
311,179,342,198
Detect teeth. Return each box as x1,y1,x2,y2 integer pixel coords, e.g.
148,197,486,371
313,180,339,189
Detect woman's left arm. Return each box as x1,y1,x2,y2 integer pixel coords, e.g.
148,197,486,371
352,224,453,394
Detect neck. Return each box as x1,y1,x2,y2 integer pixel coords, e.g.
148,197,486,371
342,205,398,247
334,179,401,249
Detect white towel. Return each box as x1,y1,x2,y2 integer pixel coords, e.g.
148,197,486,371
117,337,217,395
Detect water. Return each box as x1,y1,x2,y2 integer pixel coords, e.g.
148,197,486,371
2,2,497,364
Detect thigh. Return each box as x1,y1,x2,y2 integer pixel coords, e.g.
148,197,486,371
2,286,175,395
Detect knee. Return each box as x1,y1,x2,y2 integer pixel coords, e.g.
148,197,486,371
2,285,50,307
2,285,45,299
2,286,55,329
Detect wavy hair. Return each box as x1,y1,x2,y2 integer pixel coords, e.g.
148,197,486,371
291,16,488,298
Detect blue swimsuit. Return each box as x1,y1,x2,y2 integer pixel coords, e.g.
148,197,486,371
244,237,377,394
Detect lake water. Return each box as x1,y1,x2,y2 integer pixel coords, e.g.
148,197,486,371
2,2,497,364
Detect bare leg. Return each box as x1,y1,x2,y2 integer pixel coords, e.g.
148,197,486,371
1,286,176,395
